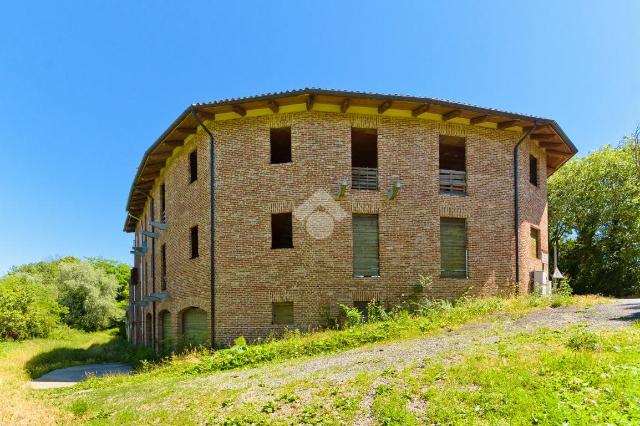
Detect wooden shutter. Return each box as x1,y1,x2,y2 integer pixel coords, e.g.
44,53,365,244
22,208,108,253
272,302,294,325
161,311,172,349
530,228,540,258
182,308,207,345
440,218,467,278
353,215,379,277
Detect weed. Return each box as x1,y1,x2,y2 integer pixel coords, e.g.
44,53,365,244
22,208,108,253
566,329,599,351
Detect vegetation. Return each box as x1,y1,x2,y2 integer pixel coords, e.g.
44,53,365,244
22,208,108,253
549,138,640,296
186,294,593,375
1,257,129,339
0,274,65,340
0,294,619,424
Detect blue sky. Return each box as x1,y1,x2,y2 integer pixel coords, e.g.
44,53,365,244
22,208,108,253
0,1,638,274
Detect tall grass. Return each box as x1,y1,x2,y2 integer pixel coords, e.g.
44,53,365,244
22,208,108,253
184,294,599,375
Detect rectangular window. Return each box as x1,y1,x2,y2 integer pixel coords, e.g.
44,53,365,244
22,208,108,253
439,135,466,195
440,218,468,278
271,213,293,249
351,128,378,190
352,214,380,277
272,302,294,325
190,226,199,258
529,154,538,186
160,183,166,222
530,227,541,258
270,127,292,164
160,244,167,291
189,150,198,183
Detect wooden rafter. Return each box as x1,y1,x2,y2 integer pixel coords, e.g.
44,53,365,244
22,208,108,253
497,120,520,130
267,100,279,113
530,132,557,140
470,115,491,125
173,127,197,137
195,110,215,121
538,141,564,148
411,104,430,117
306,94,315,111
341,98,350,113
231,105,246,117
378,101,392,114
546,149,570,156
442,109,464,122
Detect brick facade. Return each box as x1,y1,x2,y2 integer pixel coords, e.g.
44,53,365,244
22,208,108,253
129,109,551,347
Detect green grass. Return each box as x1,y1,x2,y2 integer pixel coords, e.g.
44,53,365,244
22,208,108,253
0,294,614,424
183,294,601,376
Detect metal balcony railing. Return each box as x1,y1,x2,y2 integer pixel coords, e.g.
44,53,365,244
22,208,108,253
352,167,378,190
439,169,466,195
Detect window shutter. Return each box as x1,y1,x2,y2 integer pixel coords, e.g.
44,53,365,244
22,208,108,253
272,302,294,325
182,308,207,345
440,218,467,278
353,215,380,277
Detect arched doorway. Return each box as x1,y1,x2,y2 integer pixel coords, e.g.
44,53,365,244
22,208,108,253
181,307,208,345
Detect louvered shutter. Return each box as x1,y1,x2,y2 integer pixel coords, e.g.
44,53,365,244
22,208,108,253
182,308,208,345
353,215,380,277
272,302,294,325
440,218,467,278
161,311,172,350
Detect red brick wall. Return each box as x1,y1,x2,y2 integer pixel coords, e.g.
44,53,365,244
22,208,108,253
131,110,549,346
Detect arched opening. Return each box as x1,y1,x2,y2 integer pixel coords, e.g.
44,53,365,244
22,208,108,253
180,307,208,346
145,312,152,347
159,310,172,351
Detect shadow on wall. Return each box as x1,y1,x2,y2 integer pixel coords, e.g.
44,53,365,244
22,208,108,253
25,335,155,380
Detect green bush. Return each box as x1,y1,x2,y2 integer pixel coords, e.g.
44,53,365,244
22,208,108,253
566,329,599,351
340,304,363,328
0,274,65,340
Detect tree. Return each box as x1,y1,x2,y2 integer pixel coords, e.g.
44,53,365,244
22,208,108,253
86,257,130,302
549,141,640,296
0,274,65,340
56,262,123,331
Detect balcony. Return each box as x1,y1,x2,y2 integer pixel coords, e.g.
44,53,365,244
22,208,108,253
439,169,466,195
352,167,378,190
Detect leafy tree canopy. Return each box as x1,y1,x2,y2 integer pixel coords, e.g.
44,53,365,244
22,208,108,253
549,140,640,296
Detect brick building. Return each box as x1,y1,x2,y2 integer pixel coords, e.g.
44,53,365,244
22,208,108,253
124,89,576,347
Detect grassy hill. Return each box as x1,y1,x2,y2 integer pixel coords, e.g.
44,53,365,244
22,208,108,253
4,295,640,425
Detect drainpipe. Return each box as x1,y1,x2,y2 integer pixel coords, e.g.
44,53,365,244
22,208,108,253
513,122,538,289
190,107,216,347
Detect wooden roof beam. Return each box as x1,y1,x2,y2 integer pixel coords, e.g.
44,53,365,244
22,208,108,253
497,120,520,130
442,109,464,122
539,141,564,148
341,98,350,113
411,104,430,117
195,110,215,121
530,132,557,140
267,100,279,113
470,114,492,125
546,149,570,156
306,94,315,111
231,105,246,117
378,101,392,114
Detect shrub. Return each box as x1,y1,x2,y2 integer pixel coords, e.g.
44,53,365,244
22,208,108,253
566,329,599,351
57,262,123,331
0,274,65,340
340,304,363,328
555,278,573,297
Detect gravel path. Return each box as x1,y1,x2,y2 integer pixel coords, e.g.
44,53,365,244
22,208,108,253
194,299,640,396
